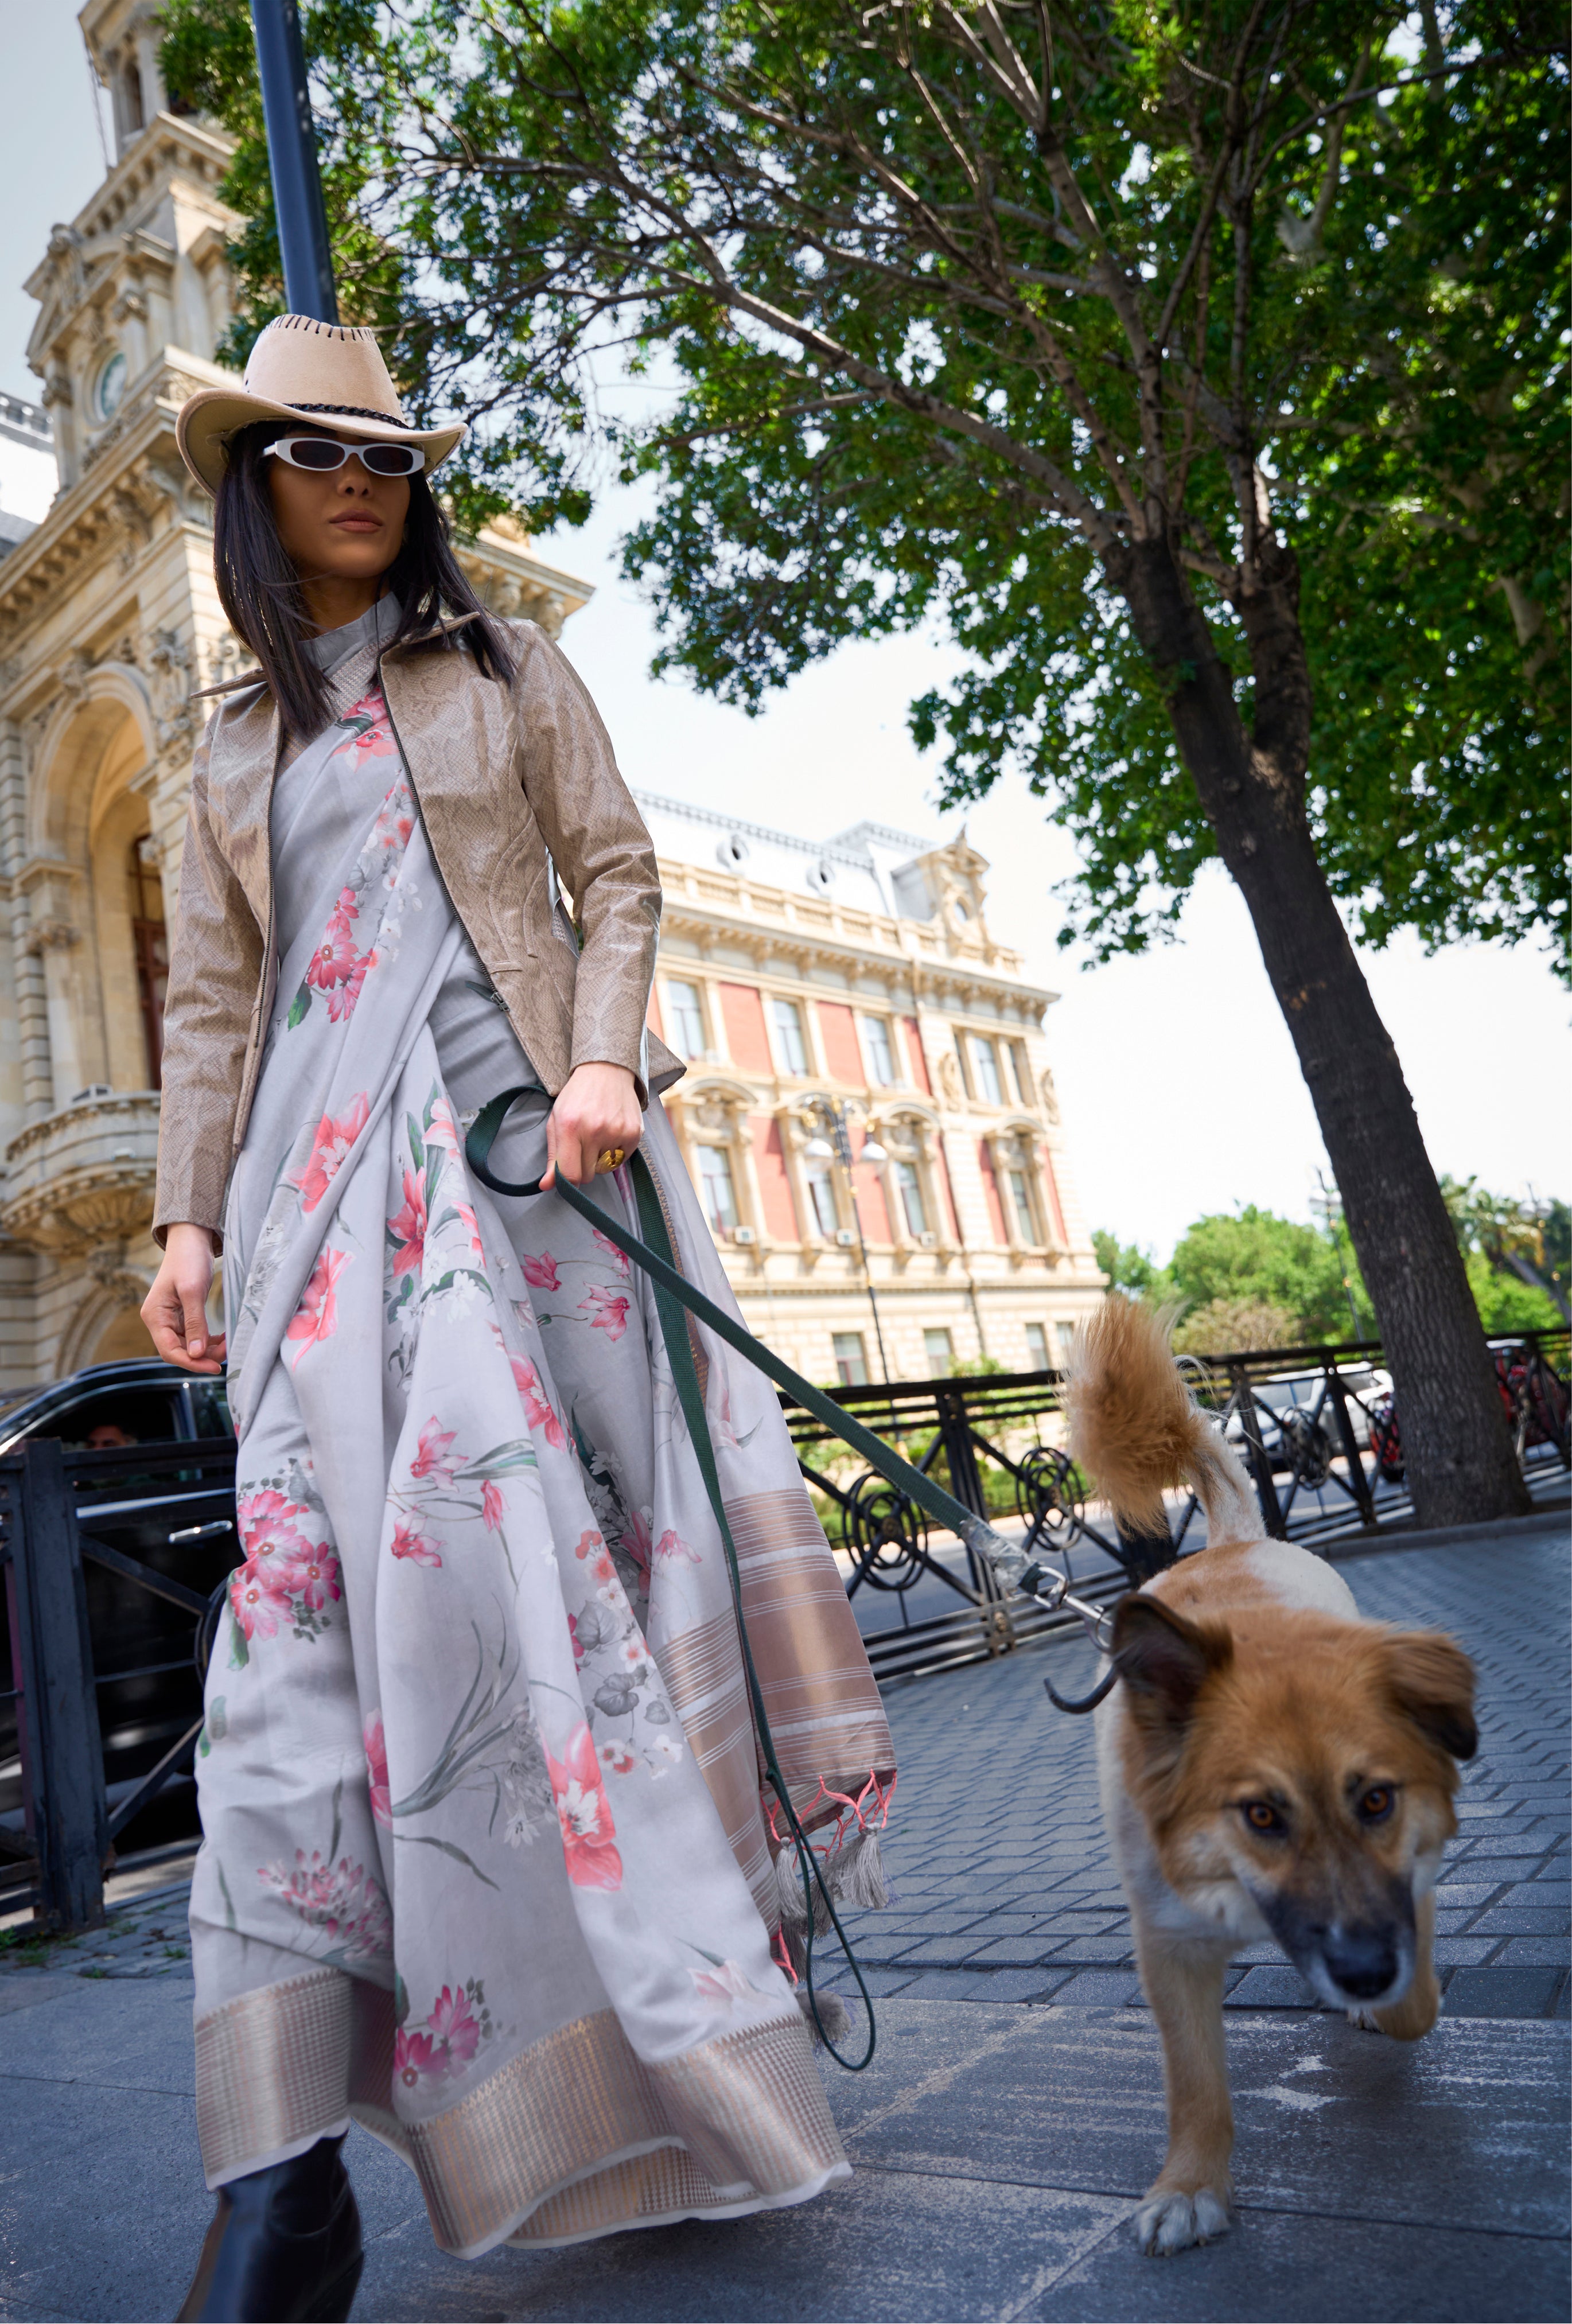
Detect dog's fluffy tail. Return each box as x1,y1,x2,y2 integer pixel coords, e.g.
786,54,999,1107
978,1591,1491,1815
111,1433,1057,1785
1065,1298,1263,1546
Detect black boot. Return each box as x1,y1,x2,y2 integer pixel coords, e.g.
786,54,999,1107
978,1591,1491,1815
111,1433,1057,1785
176,2134,363,2322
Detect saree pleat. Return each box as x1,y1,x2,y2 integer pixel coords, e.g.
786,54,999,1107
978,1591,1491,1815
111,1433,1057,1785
188,604,892,2254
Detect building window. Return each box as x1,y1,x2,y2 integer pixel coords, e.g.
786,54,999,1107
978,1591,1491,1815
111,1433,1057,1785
666,979,706,1060
1024,1321,1049,1371
894,1160,928,1238
696,1144,738,1233
130,835,166,1086
862,1014,897,1085
1006,1166,1037,1244
1010,1039,1032,1107
1056,1322,1076,1367
923,1328,955,1376
971,1035,1003,1106
772,996,809,1075
832,1332,869,1387
952,1029,972,1097
806,1164,839,1237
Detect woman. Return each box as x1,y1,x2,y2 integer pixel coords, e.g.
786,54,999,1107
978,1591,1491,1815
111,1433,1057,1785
147,316,894,2322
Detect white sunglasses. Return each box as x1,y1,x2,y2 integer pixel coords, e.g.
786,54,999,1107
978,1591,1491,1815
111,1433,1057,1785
265,434,427,477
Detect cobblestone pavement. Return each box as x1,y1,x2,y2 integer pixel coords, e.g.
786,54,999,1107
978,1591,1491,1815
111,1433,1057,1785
826,1515,1570,2019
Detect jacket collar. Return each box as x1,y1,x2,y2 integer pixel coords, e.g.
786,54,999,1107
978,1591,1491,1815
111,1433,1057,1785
189,608,483,703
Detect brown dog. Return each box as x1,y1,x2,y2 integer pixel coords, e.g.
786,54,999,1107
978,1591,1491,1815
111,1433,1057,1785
1067,1300,1477,2257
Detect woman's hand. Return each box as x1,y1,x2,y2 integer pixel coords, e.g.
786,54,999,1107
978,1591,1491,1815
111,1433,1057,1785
543,1062,643,1190
141,1224,227,1373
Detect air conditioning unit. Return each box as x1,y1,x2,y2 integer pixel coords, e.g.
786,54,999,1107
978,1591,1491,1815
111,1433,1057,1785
835,1228,856,1248
919,1230,937,1248
733,1225,756,1245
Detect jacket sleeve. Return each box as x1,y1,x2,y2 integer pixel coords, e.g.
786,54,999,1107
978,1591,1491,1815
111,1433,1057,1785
509,624,664,1103
151,724,264,1247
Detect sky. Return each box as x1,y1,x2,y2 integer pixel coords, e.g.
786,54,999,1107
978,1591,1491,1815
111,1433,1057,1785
4,2,1566,1262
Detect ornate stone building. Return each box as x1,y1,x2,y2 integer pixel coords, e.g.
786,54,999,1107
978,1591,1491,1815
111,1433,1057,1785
0,0,591,1389
640,795,1104,1384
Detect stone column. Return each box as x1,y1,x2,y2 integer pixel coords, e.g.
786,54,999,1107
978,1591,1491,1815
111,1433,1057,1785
0,722,56,1120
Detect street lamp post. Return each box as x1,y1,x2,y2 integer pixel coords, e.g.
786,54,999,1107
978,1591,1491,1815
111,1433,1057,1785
803,1101,892,1386
250,0,340,322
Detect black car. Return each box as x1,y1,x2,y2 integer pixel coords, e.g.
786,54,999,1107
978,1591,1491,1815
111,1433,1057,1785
0,1361,240,1897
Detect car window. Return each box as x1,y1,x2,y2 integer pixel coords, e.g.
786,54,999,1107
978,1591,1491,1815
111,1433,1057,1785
52,1389,184,1450
186,1380,235,1439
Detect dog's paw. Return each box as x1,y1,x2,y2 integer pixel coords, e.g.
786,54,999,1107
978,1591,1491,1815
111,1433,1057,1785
1347,2004,1385,2033
1133,2186,1231,2256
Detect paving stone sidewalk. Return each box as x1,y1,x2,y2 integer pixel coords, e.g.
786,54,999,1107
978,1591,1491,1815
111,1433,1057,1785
0,1513,1566,2321
825,1514,1571,2020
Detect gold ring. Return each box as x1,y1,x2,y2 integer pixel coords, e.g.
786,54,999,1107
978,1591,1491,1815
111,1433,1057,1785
595,1147,627,1174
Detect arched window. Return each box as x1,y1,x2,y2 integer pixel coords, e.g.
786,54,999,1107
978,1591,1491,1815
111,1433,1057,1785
129,835,166,1085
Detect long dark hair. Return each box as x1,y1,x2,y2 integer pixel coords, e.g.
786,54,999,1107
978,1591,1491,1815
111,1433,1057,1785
213,420,516,734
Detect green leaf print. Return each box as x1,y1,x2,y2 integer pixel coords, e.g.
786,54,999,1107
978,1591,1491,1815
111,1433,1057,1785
286,983,312,1031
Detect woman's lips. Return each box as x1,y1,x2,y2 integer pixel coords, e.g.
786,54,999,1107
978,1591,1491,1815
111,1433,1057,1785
330,515,382,532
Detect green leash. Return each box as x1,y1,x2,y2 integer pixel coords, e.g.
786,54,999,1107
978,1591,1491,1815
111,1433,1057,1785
468,1091,1040,2071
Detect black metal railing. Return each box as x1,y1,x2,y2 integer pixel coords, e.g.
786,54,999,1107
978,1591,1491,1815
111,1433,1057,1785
3,1329,1565,1926
784,1329,1570,1683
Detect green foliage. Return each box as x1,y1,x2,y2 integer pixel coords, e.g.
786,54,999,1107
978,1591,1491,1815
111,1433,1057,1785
1099,1185,1567,1345
159,0,1567,973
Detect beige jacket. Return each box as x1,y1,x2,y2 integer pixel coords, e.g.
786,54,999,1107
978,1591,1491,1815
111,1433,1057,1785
153,616,681,1244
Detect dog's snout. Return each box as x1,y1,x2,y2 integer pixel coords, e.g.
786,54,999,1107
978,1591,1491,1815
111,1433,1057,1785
1322,1926,1399,2000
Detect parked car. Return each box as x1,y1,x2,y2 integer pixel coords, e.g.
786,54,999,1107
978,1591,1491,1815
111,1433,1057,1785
0,1361,239,1896
1216,1364,1389,1488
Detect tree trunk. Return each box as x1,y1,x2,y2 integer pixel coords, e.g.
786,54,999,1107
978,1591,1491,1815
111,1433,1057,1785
1114,533,1529,1529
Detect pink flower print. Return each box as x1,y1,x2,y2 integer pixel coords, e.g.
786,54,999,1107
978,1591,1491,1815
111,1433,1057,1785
573,1531,604,1561
390,1517,442,1568
387,1168,427,1279
345,692,398,757
592,1225,630,1276
600,1738,636,1775
305,915,359,995
454,1201,484,1262
285,1248,351,1361
325,949,375,1024
229,1561,285,1642
591,1550,617,1590
481,1480,505,1532
620,1506,653,1581
691,1959,756,2007
427,1986,482,2068
617,1637,648,1675
259,1851,391,1960
238,1487,312,1573
364,1713,391,1828
425,1096,461,1158
510,1356,566,1451
291,1095,370,1213
546,1723,623,1890
395,2027,440,2089
653,1527,700,1566
579,1285,631,1342
567,1609,586,1666
410,1418,459,1486
521,1251,559,1291
286,1544,341,1611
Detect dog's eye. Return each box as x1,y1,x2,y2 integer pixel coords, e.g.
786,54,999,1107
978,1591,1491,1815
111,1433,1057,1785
1357,1785,1396,1824
1242,1800,1283,1834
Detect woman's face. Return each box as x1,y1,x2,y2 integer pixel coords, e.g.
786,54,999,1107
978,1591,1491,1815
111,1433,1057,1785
267,427,411,589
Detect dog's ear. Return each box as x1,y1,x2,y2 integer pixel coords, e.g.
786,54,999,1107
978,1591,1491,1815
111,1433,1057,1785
1381,1629,1478,1763
1112,1595,1232,1737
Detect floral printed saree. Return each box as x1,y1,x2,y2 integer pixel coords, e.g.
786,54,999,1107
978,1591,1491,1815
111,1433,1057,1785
188,605,894,2257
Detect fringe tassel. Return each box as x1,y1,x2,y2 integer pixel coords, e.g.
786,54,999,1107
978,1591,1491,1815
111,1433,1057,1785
775,1820,890,1931
796,1984,853,2046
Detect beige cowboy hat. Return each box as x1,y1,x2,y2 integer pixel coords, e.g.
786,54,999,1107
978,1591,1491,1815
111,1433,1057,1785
176,313,467,494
